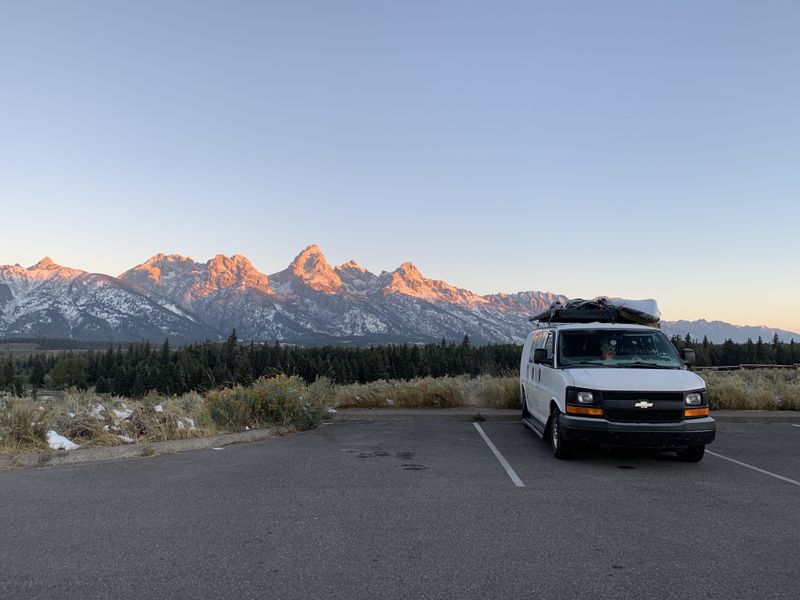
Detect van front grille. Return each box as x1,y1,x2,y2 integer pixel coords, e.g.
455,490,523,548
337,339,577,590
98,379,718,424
602,391,684,423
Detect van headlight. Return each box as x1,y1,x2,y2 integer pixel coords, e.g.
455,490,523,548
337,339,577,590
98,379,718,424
577,391,594,404
684,392,703,406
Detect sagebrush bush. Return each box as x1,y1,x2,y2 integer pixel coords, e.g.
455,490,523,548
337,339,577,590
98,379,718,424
251,375,309,426
203,375,336,431
204,386,255,430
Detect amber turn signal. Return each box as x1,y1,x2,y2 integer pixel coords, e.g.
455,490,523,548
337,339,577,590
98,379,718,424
566,405,603,416
683,407,710,418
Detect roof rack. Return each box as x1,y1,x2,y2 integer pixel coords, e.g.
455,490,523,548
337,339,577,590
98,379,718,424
529,297,660,327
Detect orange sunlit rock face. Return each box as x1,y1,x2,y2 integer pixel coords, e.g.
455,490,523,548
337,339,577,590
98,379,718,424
337,259,367,273
287,245,342,294
121,253,272,307
9,257,86,282
385,262,488,307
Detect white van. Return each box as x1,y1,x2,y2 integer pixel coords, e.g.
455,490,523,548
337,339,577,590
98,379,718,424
520,302,715,461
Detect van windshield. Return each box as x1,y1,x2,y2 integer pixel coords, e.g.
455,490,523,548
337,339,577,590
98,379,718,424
558,329,683,369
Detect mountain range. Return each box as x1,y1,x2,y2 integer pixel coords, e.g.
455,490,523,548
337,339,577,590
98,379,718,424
0,246,797,345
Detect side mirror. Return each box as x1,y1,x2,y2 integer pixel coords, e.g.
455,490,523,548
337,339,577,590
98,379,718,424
681,348,696,366
533,348,550,364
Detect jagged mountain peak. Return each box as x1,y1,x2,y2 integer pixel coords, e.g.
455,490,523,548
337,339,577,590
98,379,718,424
30,256,60,270
29,256,58,271
205,253,269,291
291,244,327,269
120,252,271,305
207,253,255,270
383,262,487,307
395,261,422,275
143,253,196,265
123,254,197,286
20,257,84,280
336,259,367,273
281,245,342,293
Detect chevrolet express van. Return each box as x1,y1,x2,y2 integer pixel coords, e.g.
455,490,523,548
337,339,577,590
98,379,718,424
520,299,716,461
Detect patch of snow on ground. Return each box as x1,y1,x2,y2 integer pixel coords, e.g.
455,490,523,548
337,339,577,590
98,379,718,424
116,435,135,444
90,404,105,417
153,404,164,413
46,431,80,450
113,408,133,419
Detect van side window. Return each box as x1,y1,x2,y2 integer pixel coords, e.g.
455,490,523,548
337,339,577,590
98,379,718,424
529,331,543,362
544,332,554,359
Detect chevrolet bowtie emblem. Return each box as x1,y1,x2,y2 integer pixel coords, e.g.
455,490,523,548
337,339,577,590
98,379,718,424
634,401,654,408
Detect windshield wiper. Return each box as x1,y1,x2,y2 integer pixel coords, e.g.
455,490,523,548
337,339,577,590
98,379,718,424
617,362,676,369
563,361,605,367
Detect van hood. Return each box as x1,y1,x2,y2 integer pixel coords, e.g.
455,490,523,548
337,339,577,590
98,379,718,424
564,368,706,392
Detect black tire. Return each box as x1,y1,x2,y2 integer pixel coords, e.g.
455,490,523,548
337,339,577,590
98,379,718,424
676,445,705,462
550,407,572,460
521,388,530,419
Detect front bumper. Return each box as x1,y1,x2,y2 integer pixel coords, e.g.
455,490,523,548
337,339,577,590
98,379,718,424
559,414,716,448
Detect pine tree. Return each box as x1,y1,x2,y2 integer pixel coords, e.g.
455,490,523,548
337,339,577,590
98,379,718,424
131,372,146,398
29,359,46,388
96,377,110,394
1,357,15,392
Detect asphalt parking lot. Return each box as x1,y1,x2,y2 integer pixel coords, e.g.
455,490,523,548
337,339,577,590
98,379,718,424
1,419,798,600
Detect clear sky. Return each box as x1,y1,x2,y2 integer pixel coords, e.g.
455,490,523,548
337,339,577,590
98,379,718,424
1,1,798,331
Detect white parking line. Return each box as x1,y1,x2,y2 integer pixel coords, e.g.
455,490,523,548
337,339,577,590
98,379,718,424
706,450,800,488
473,423,525,488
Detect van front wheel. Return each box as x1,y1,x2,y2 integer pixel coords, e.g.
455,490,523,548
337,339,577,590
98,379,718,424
550,408,572,460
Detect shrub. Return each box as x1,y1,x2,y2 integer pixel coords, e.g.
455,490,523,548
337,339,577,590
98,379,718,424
250,375,309,426
204,386,255,430
0,398,48,449
203,375,335,431
299,377,336,430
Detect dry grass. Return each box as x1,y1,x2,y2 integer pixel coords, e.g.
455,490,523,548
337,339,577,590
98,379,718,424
700,369,800,410
0,398,49,452
204,375,336,431
334,375,520,410
0,388,217,455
